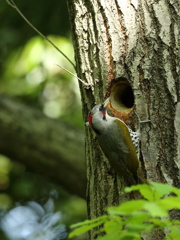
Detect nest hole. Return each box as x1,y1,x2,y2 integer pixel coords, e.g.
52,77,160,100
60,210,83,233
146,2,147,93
110,79,134,113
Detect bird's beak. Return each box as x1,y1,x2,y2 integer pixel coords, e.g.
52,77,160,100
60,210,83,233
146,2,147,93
102,96,111,108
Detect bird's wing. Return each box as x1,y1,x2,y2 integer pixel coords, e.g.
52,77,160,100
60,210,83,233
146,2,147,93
114,119,139,177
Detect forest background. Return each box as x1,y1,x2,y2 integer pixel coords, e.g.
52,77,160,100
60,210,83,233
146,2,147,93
0,1,86,240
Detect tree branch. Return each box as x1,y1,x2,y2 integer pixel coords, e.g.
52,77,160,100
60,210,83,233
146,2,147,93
0,94,86,198
6,0,76,69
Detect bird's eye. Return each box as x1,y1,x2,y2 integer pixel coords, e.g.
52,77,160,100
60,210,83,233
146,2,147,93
99,104,103,111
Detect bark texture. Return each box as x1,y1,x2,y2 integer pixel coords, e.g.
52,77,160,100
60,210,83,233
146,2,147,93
67,0,180,236
0,94,86,198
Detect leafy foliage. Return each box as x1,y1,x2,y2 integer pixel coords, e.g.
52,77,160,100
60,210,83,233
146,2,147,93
69,181,180,239
0,34,83,128
0,2,86,239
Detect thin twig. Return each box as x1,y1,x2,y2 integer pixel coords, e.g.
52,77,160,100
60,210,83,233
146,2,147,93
55,63,90,89
6,0,76,69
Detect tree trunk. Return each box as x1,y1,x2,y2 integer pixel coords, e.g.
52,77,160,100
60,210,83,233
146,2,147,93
0,94,86,198
67,0,179,238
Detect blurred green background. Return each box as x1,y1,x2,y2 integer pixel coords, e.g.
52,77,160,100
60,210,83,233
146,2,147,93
0,1,86,239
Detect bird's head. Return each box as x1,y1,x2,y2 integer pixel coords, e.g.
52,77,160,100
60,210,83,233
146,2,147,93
87,97,110,133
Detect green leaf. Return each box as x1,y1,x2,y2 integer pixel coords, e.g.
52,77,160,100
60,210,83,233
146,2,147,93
108,200,147,215
69,218,107,238
70,215,107,228
104,216,122,234
149,181,173,200
149,217,166,227
69,182,180,240
125,181,175,201
126,212,149,225
166,226,180,240
160,197,180,210
96,231,121,240
125,184,147,193
172,187,180,197
126,223,153,232
125,184,155,201
119,230,142,240
144,202,168,217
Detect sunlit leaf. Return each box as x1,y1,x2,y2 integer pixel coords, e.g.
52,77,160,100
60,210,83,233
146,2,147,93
149,217,166,226
70,215,108,228
126,212,149,225
119,230,142,240
126,223,153,232
108,200,147,215
144,202,168,217
69,219,106,238
149,181,173,199
125,184,155,201
160,197,180,210
69,182,180,239
104,216,122,234
166,228,180,240
96,231,121,240
172,187,180,197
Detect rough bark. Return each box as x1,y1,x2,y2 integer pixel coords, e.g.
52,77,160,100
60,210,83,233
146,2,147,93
0,94,86,198
67,0,179,238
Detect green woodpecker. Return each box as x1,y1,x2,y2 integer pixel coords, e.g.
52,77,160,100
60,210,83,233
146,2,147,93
87,97,145,184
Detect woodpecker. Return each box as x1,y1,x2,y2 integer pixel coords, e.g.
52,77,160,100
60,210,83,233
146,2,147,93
87,97,145,184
